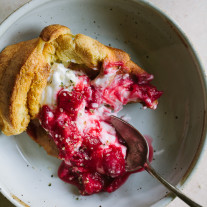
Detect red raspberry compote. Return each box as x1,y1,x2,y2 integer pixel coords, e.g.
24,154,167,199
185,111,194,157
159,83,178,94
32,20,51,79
39,62,162,195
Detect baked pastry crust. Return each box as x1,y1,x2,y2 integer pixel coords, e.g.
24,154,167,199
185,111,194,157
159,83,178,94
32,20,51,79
0,24,147,136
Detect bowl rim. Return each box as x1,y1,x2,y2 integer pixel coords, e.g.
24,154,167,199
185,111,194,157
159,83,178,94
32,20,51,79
0,0,207,206
140,1,207,206
140,0,207,184
139,1,207,206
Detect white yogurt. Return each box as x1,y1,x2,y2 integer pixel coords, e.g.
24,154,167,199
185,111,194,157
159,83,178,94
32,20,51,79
40,63,82,106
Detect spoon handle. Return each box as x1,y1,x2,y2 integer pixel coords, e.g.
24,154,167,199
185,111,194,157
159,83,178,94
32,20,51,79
144,162,202,207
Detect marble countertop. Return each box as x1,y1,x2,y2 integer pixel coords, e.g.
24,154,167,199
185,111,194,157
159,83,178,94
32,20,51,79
0,0,207,206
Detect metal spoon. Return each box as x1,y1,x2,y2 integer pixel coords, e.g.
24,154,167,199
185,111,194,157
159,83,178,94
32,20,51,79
110,115,202,207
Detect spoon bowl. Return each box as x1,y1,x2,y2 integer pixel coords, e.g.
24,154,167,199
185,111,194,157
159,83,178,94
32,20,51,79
110,115,202,207
110,115,149,172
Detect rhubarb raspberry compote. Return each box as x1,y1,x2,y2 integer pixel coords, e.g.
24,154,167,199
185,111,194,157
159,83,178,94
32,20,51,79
39,61,162,195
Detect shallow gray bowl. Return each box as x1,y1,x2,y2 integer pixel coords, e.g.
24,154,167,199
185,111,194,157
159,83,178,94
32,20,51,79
0,0,206,207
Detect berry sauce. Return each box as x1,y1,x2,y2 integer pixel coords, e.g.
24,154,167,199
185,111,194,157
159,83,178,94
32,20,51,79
39,62,162,195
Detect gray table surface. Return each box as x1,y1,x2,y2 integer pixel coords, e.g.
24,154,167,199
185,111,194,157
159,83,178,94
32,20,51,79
0,0,207,206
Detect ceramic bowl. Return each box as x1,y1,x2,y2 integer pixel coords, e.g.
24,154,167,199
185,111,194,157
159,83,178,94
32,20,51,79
0,0,206,206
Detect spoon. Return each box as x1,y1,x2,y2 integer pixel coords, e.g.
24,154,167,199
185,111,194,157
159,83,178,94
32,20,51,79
110,115,202,207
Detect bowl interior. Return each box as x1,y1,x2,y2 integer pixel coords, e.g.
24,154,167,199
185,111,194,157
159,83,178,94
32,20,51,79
0,0,206,207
